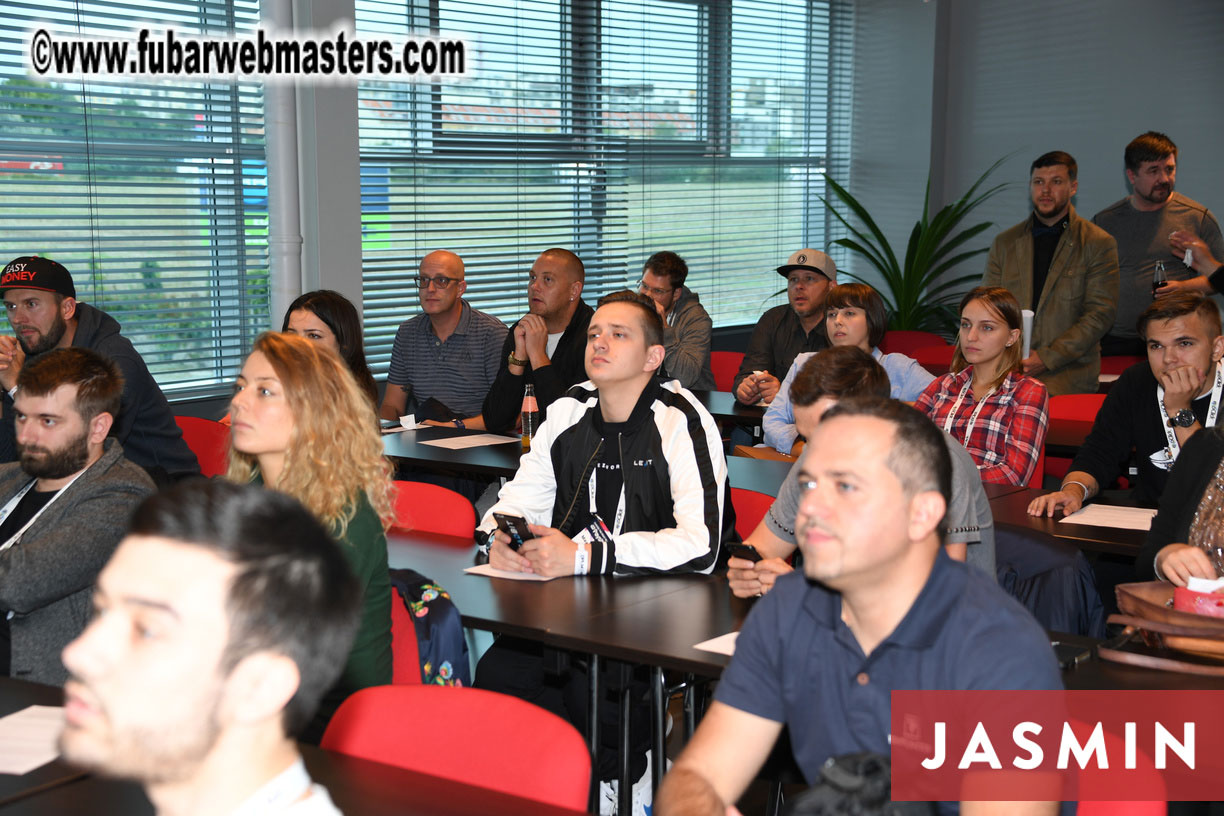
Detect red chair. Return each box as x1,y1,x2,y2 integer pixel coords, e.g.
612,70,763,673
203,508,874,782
730,487,775,541
389,587,422,685
910,344,956,377
1046,394,1105,448
321,685,591,811
173,416,230,477
710,350,745,392
879,330,949,355
390,481,476,540
1100,355,1144,376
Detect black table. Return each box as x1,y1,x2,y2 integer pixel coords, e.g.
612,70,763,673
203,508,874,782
0,678,584,816
689,390,765,428
383,427,793,496
989,488,1145,558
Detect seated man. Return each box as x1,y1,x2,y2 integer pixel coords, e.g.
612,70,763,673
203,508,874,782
379,250,507,427
733,249,833,406
0,348,154,685
637,251,714,390
656,399,1060,816
1029,290,1224,516
729,346,994,599
59,479,363,816
482,248,594,434
0,256,199,482
476,290,734,813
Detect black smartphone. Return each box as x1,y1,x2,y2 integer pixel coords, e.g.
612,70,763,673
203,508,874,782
493,512,532,552
726,542,763,563
1050,640,1092,670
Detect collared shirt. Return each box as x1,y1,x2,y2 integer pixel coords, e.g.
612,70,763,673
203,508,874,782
1030,214,1069,310
715,551,1061,812
732,304,829,396
914,368,1049,486
386,300,508,418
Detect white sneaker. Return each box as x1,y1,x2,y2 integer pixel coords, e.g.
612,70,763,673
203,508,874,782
599,751,657,816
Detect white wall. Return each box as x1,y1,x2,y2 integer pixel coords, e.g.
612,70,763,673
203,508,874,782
934,0,1224,276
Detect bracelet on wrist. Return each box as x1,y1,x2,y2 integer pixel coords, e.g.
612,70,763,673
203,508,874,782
1061,480,1091,501
507,351,528,368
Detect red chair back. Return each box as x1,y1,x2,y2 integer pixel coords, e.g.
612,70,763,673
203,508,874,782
1046,393,1106,448
730,487,775,541
910,344,956,377
173,416,230,477
390,481,476,540
879,330,949,355
322,685,591,811
1100,355,1144,376
389,588,422,684
710,350,744,392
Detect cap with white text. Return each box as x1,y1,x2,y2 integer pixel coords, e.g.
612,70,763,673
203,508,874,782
776,249,836,283
0,256,75,299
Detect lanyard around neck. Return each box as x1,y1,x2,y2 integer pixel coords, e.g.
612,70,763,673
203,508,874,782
1156,366,1223,464
942,373,999,447
0,465,92,554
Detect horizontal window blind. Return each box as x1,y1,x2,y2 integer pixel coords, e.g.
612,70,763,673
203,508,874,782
356,0,851,372
0,0,267,396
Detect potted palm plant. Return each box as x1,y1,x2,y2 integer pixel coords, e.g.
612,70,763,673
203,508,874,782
820,157,1011,334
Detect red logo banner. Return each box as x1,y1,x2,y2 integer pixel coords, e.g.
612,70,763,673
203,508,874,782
891,691,1224,802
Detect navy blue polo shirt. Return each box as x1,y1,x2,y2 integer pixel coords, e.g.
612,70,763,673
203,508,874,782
716,549,1061,791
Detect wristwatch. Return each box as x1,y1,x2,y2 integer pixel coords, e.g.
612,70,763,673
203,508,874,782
1168,409,1196,428
507,351,528,368
452,418,466,429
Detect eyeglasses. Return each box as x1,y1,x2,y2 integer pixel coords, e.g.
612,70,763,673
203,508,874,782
637,280,673,298
415,276,460,290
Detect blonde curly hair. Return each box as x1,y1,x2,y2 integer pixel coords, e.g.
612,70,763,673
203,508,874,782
226,332,393,536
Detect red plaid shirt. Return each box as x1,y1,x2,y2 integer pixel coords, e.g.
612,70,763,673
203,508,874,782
914,368,1049,486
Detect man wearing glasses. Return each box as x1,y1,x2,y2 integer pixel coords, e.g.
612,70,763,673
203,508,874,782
379,250,508,428
733,249,834,405
637,251,715,390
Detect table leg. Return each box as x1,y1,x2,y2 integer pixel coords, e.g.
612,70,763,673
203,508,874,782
588,653,600,814
619,671,631,816
651,666,665,796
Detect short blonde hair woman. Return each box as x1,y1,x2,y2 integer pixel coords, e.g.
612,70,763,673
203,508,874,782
228,331,393,740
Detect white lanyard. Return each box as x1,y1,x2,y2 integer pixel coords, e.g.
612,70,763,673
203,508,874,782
587,467,627,537
1156,366,1223,464
0,466,90,554
941,374,999,447
230,758,314,816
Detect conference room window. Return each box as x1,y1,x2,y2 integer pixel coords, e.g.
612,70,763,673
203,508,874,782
0,0,268,397
356,0,851,374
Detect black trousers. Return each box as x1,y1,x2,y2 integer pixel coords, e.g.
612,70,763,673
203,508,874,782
474,635,651,782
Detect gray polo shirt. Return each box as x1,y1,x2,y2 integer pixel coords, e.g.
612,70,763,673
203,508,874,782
386,300,508,418
765,431,996,579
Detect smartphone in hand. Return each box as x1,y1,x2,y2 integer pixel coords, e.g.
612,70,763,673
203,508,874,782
726,542,763,563
493,512,532,551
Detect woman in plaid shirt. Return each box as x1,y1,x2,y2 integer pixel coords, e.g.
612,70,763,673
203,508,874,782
915,287,1050,486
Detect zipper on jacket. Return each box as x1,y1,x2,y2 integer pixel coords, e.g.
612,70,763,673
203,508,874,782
558,437,603,532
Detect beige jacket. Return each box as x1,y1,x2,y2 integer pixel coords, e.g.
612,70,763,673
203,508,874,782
983,205,1119,395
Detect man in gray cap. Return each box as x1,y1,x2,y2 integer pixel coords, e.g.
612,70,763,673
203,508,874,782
0,256,199,483
733,249,835,405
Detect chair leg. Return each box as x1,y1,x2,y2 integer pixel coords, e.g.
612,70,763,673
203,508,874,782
764,780,785,816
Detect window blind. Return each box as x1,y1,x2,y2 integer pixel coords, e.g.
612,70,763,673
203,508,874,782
0,0,267,397
356,0,853,372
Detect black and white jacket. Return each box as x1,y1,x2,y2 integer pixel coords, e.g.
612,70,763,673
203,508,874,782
478,377,733,575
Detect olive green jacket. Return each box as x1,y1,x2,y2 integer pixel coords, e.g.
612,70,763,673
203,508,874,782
983,205,1119,396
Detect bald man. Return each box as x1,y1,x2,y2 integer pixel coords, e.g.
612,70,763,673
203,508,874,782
482,248,594,434
380,250,508,428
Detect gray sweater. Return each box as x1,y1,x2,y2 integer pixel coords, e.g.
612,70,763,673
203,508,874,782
663,286,715,390
0,439,155,685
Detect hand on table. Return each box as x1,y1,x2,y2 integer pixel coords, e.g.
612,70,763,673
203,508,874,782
519,524,579,577
727,556,792,598
1155,543,1217,586
1027,489,1083,517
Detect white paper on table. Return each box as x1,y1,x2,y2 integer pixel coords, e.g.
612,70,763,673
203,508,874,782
1059,504,1157,531
464,563,559,581
420,434,519,450
0,705,62,774
399,414,426,430
694,631,738,656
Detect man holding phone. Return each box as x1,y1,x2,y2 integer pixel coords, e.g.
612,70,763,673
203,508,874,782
474,289,734,815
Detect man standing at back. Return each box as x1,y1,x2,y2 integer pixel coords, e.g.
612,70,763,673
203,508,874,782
482,248,594,434
379,250,507,428
637,251,715,390
733,249,833,405
0,348,154,685
1093,132,1224,356
984,151,1118,395
0,256,199,482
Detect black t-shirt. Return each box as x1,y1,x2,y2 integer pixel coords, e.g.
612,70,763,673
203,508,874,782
1070,362,1217,507
0,484,58,677
578,415,629,535
1031,216,1068,310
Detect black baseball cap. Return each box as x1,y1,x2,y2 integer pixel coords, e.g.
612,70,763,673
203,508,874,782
0,256,76,299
